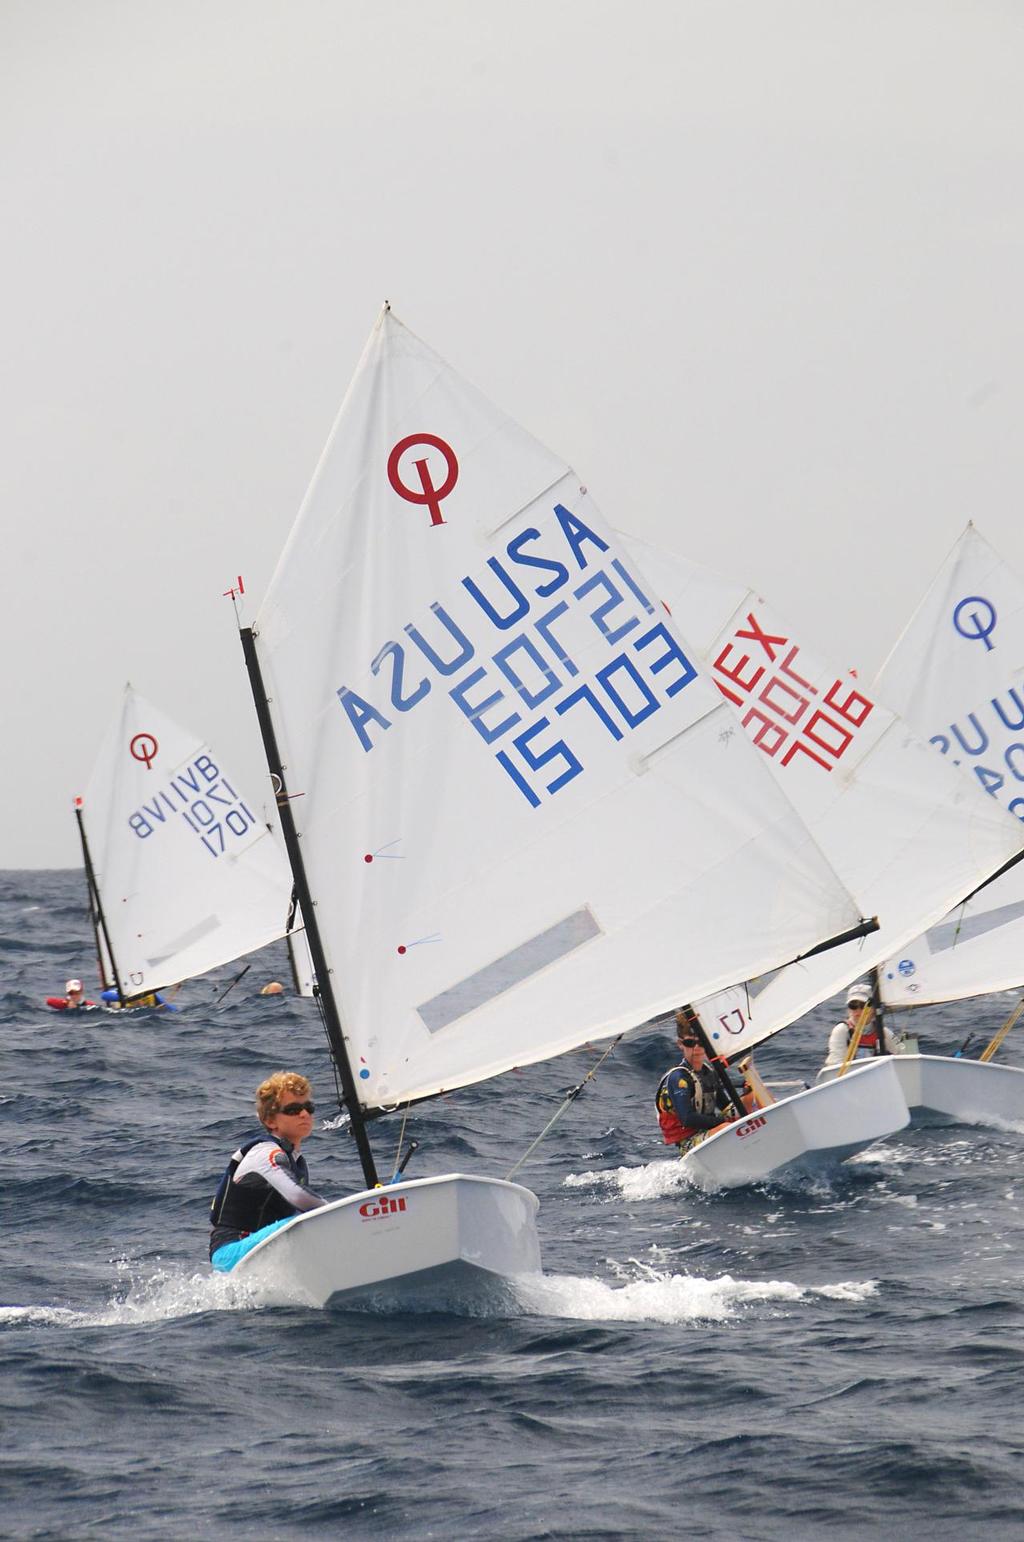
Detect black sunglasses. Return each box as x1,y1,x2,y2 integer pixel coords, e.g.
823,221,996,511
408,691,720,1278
277,1100,315,1116
678,1037,700,1047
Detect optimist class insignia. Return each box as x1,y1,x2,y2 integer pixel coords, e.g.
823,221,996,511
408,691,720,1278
387,434,459,527
130,733,159,770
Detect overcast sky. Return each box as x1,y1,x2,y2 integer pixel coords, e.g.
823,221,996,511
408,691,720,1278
4,0,1023,869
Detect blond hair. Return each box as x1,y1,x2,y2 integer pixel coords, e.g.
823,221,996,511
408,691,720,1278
256,1071,312,1126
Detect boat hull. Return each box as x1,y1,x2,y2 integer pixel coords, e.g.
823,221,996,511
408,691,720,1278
820,1052,1024,1127
230,1172,542,1309
682,1057,910,1190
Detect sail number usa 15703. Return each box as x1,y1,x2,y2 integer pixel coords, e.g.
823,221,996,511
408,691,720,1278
335,501,699,810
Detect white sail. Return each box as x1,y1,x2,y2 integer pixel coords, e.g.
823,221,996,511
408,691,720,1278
614,535,1024,1061
253,309,871,1111
81,685,294,996
871,522,1024,1006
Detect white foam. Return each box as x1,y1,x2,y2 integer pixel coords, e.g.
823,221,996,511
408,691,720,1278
564,1158,693,1201
513,1263,877,1324
0,1263,260,1330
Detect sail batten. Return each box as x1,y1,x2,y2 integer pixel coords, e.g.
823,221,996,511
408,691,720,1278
252,310,874,1108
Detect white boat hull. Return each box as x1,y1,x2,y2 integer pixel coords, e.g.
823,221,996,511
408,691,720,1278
231,1172,542,1309
682,1057,910,1190
820,1052,1024,1127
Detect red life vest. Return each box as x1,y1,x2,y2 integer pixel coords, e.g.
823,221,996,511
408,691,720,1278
852,1026,879,1050
656,1066,702,1146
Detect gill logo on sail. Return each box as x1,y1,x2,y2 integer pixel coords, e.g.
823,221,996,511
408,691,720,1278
387,434,459,527
952,595,997,652
358,1195,408,1220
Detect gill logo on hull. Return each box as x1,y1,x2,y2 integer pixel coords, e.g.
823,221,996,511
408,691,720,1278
358,1195,408,1220
735,1115,767,1138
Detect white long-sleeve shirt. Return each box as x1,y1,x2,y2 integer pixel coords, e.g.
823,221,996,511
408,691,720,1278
823,1020,899,1068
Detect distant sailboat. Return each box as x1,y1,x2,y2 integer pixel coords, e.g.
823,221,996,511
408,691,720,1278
227,309,910,1308
836,522,1024,1122
609,533,1024,1160
615,535,1024,1064
75,684,296,1004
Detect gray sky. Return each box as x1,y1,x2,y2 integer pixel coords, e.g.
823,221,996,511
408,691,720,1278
4,0,1023,869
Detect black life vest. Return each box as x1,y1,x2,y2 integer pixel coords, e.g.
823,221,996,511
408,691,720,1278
209,1135,309,1254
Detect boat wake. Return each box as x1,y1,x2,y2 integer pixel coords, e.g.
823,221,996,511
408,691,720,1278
512,1263,878,1324
563,1157,844,1200
564,1157,687,1201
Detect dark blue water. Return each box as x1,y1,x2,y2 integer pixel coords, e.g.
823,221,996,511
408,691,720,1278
3,870,1022,1540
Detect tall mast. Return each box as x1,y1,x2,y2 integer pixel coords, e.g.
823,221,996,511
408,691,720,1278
239,625,379,1189
73,797,125,1006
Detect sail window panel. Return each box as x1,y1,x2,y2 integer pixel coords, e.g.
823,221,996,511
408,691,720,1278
417,908,602,1033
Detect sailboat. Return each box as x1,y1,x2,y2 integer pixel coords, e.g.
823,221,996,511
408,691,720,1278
603,534,1024,1167
75,684,298,1005
815,522,1024,1124
227,308,911,1308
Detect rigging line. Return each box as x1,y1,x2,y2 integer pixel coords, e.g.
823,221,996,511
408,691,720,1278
504,1035,623,1182
979,995,1024,1063
392,1106,410,1179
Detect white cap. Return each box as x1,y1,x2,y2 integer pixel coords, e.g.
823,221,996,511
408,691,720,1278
66,979,83,993
846,982,870,1005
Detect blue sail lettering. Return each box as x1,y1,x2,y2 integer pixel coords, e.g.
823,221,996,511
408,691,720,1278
372,641,429,713
950,714,989,757
992,689,1024,732
405,604,475,675
506,528,569,597
553,505,609,569
462,559,531,630
337,686,391,752
450,667,521,743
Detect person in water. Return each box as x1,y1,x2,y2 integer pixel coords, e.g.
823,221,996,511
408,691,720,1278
45,979,96,1011
655,1009,740,1155
822,983,898,1068
209,1071,327,1272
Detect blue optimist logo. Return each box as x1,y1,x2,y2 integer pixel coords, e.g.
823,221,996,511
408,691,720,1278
953,596,997,652
897,959,916,977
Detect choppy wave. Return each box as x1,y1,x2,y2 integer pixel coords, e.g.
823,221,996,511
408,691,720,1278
4,869,1024,1537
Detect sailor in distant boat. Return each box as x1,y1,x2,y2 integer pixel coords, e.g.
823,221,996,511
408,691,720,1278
99,987,177,1011
822,983,898,1068
45,979,96,1011
656,1009,739,1154
209,1071,327,1272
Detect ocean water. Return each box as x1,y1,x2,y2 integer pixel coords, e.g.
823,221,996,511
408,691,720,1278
2,869,1023,1540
